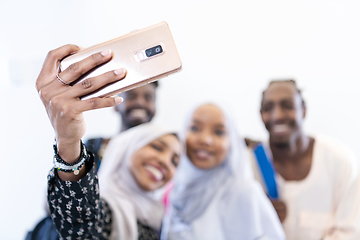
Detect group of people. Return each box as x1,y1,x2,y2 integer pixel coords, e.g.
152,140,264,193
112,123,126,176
30,44,360,240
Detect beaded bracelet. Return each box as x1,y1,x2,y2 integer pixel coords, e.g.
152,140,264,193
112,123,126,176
53,139,88,175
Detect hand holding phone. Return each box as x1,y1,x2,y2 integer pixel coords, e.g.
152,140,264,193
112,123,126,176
36,45,126,180
59,21,182,100
36,22,181,181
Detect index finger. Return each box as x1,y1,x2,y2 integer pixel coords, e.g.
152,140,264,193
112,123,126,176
36,44,81,92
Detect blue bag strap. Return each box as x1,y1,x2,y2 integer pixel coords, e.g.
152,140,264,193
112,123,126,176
254,143,278,199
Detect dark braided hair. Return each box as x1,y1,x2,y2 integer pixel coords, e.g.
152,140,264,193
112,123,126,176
261,79,305,107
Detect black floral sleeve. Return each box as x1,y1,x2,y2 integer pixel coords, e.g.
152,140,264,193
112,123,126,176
47,156,112,240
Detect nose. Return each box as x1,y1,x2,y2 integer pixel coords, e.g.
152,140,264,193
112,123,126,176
271,105,285,121
199,131,214,145
157,153,173,174
133,96,146,107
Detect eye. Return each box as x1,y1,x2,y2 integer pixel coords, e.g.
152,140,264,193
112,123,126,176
214,129,226,136
171,157,179,167
126,93,137,101
189,125,200,132
262,104,273,112
145,94,154,102
151,143,163,152
282,102,294,110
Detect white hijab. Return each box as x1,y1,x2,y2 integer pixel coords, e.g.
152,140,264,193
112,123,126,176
162,102,285,240
98,123,177,240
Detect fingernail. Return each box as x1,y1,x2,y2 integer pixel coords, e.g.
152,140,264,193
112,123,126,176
114,68,126,75
114,97,123,104
101,49,112,57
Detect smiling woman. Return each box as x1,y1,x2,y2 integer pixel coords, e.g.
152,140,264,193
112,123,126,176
35,44,181,240
185,104,230,170
48,123,180,240
97,123,180,240
129,135,180,191
161,102,286,240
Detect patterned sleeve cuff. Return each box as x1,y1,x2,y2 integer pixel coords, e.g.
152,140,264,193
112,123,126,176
47,154,99,211
47,152,104,238
48,152,96,196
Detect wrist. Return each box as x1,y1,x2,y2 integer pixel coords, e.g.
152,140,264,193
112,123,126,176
55,138,81,163
53,139,88,176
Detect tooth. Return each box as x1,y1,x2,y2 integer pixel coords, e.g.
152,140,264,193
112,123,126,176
130,109,146,118
145,165,163,181
273,124,288,132
197,150,210,158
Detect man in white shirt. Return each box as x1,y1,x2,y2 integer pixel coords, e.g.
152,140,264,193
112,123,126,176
249,80,360,240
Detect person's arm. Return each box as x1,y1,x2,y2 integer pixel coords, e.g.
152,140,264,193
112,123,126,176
36,44,126,181
36,44,126,238
47,154,112,239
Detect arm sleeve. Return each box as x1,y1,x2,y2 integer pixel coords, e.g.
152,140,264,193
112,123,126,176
47,155,112,240
323,152,360,240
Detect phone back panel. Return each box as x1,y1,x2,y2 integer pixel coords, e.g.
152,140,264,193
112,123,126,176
60,21,182,100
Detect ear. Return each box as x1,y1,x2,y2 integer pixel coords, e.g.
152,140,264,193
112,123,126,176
260,108,266,122
302,104,306,119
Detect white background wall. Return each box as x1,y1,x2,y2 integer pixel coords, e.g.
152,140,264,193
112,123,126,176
1,0,359,239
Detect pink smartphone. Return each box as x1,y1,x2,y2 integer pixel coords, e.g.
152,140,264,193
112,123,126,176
59,21,182,100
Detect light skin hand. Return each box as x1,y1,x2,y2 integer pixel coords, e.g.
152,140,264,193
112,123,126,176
36,44,126,181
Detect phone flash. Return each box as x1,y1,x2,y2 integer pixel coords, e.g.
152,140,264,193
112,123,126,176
135,44,164,62
135,51,147,62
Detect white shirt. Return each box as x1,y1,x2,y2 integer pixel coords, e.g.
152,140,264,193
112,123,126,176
249,135,360,240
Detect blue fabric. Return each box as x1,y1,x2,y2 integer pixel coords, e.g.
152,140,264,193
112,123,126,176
254,144,278,199
25,216,59,240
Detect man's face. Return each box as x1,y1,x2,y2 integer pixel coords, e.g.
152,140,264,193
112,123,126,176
260,82,305,147
116,84,157,129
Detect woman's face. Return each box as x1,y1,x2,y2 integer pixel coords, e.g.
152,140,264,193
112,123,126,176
186,104,230,169
129,134,181,191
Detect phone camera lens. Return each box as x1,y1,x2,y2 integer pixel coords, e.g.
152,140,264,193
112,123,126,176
145,49,152,57
145,45,163,57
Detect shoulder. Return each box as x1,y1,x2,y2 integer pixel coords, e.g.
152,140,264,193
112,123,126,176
85,137,107,150
313,135,357,166
313,135,358,180
86,137,105,143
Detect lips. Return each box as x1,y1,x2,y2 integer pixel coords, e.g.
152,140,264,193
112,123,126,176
194,149,212,160
144,164,164,181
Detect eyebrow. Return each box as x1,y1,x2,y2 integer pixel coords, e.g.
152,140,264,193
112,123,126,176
158,139,180,159
263,97,295,103
191,119,226,128
158,139,168,148
191,119,203,125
